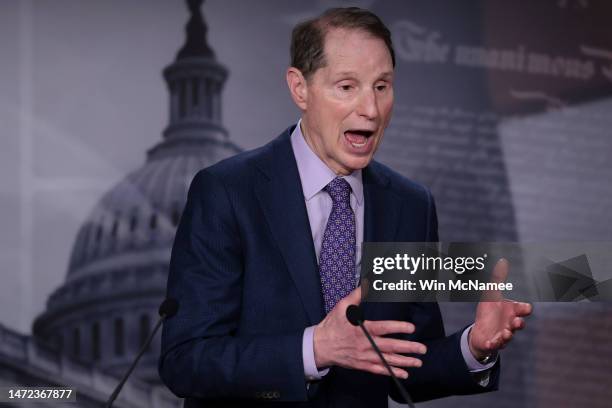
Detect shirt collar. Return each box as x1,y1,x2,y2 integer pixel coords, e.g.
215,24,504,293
290,119,364,205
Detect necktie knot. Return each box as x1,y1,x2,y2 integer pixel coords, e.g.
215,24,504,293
324,177,351,205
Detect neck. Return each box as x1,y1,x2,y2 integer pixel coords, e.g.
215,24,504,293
299,118,351,176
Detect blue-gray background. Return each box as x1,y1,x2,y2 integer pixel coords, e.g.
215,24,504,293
1,0,611,407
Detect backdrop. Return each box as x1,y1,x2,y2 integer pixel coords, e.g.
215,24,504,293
1,1,611,407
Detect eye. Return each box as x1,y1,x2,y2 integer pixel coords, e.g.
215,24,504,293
340,84,353,91
376,84,388,92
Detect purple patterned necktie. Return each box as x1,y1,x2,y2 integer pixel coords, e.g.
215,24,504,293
319,177,356,314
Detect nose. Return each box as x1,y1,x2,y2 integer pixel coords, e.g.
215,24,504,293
355,89,379,120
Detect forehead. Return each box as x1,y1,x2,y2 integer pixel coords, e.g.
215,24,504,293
320,27,393,76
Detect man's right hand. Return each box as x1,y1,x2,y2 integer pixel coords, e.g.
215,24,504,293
313,286,427,379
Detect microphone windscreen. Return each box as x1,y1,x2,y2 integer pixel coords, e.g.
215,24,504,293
346,304,364,326
159,298,179,318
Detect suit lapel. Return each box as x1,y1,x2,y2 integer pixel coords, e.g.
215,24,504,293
361,164,403,318
252,129,325,325
251,130,403,323
363,163,403,243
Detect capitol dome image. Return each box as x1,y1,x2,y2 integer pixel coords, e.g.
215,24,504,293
0,1,240,406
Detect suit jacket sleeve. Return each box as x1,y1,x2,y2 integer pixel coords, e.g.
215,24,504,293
398,307,500,402
158,169,308,401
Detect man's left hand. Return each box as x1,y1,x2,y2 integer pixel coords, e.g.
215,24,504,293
469,258,533,361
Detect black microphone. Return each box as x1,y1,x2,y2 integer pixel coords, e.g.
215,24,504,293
106,298,179,408
346,305,415,408
158,298,179,319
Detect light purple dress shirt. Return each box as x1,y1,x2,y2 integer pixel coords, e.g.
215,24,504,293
289,120,495,383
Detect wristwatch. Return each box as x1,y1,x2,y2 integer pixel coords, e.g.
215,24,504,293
477,352,497,364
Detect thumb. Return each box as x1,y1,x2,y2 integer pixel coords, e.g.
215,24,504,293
482,258,509,302
491,258,509,284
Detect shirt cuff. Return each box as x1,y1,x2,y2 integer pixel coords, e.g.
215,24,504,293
460,324,498,372
303,326,330,381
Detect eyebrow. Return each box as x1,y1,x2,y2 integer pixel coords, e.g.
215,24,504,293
334,71,358,77
333,71,394,80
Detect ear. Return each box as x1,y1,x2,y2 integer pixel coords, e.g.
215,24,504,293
286,67,308,111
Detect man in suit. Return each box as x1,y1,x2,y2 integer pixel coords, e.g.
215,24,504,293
159,7,531,407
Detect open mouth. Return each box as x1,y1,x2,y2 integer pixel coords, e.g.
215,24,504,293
344,129,375,148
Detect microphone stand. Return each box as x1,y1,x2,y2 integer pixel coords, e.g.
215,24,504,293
105,299,178,408
346,305,415,408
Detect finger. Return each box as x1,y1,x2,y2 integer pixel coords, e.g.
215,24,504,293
512,301,532,316
361,350,423,368
390,366,409,380
488,338,501,350
365,320,415,336
360,362,409,379
375,337,427,355
489,329,513,349
486,332,503,350
502,329,513,342
491,258,509,284
482,258,509,301
382,353,423,369
511,317,525,330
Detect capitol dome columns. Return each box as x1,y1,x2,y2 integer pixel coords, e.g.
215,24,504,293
163,0,227,143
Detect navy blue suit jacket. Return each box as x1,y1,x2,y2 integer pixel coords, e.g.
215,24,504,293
159,126,499,407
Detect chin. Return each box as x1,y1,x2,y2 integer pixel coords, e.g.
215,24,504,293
343,156,373,172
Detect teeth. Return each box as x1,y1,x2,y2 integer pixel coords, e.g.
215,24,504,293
345,131,370,148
